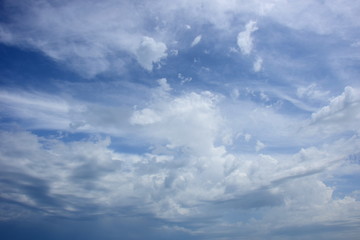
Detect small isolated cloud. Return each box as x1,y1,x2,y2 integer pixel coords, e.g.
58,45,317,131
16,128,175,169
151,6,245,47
135,36,167,71
256,140,266,151
253,56,263,72
169,49,179,56
191,35,202,47
178,73,192,84
237,20,258,55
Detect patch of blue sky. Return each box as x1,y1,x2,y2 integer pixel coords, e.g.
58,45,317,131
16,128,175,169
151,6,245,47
0,44,83,89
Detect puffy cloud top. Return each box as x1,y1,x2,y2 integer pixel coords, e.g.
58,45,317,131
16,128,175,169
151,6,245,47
135,37,167,71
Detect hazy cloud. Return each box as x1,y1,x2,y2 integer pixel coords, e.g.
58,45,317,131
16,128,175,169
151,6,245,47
237,20,258,55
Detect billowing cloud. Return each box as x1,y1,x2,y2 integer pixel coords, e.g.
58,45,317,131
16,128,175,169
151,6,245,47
311,86,360,122
1,0,360,239
309,86,360,135
135,37,167,71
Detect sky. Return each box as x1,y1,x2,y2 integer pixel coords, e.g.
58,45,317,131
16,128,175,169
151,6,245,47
0,0,360,239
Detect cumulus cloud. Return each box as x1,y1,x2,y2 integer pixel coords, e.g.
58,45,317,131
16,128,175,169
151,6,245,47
130,80,222,155
190,35,202,47
237,20,258,55
312,86,359,121
135,37,167,71
1,82,360,238
1,1,360,238
310,86,360,135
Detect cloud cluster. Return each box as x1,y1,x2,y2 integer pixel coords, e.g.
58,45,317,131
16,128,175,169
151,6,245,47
1,81,360,238
1,0,360,239
1,0,359,78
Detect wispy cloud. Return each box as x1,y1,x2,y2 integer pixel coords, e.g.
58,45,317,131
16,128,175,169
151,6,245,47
237,20,258,55
190,35,202,47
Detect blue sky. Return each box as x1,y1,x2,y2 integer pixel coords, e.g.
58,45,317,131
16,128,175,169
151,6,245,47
0,0,360,239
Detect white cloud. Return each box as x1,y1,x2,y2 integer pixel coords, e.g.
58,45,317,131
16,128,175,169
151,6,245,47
157,78,172,92
309,86,360,135
0,1,169,76
190,35,202,47
268,0,360,36
1,1,360,238
1,83,360,237
129,82,222,155
130,108,161,125
253,56,263,72
311,86,360,121
135,37,167,71
178,73,192,84
297,83,330,101
237,20,258,55
1,0,359,78
255,140,266,152
0,90,70,129
0,87,135,136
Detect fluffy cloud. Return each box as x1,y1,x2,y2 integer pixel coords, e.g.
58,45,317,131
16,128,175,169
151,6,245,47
312,86,359,121
1,81,359,235
309,86,360,135
1,126,359,235
135,37,167,71
1,0,360,238
130,79,222,155
237,20,258,55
